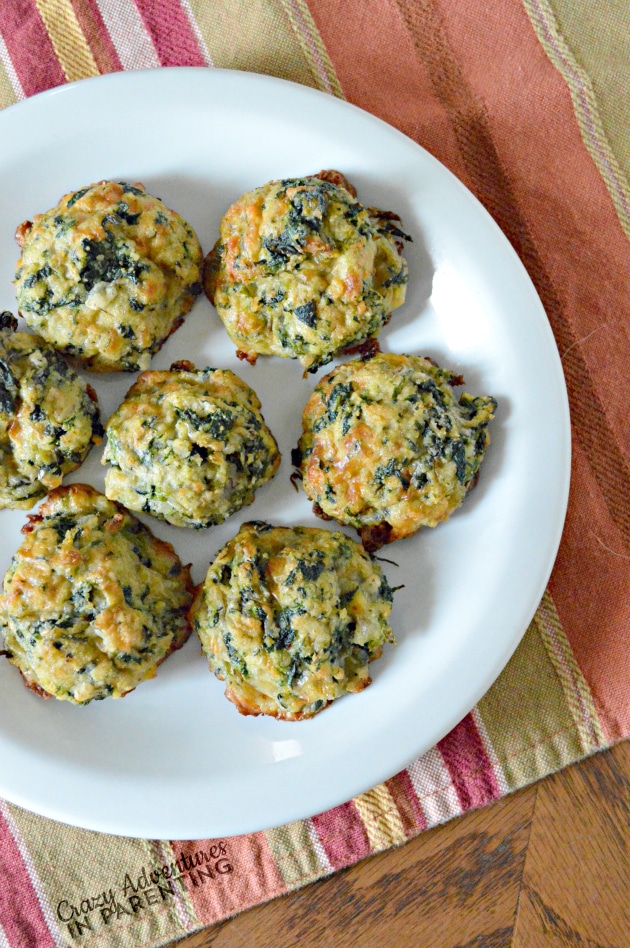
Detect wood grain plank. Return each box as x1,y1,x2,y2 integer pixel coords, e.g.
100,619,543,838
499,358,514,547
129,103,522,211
169,744,630,948
170,788,536,948
512,742,630,948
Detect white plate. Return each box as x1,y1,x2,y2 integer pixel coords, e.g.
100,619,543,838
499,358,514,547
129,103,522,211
0,68,570,839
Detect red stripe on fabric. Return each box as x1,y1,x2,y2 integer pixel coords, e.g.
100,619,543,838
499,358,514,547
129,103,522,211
170,834,285,924
0,0,66,96
0,811,56,948
438,714,502,810
311,802,371,869
70,0,122,73
385,770,428,835
132,0,205,67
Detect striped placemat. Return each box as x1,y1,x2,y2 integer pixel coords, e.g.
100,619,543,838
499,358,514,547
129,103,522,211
0,1,629,946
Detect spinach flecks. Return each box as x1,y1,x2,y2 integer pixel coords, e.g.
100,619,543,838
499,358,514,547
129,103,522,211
298,555,325,582
382,268,408,288
294,301,317,328
66,187,90,209
116,202,141,226
119,183,145,197
0,359,17,414
80,235,147,290
451,440,467,483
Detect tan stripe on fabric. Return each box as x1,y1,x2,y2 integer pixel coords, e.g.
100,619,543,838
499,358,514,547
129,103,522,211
265,820,330,889
7,805,189,946
534,590,607,752
33,0,99,82
523,0,630,241
353,785,407,850
187,0,317,89
0,52,19,109
541,0,630,184
149,840,198,931
478,623,587,789
277,0,343,95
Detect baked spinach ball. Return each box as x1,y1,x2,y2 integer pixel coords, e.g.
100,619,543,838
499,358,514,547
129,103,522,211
14,180,203,372
0,485,194,704
203,170,409,372
190,520,396,720
103,361,280,529
295,353,497,550
0,312,102,509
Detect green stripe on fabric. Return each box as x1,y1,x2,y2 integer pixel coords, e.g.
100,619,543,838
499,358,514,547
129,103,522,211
522,0,630,241
185,0,319,89
265,820,329,889
478,618,587,789
277,0,343,96
534,590,607,752
0,58,19,109
543,0,630,182
8,805,194,945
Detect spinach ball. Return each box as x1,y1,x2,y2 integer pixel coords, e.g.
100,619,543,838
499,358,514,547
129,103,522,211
15,180,202,372
0,312,102,509
203,171,409,372
103,362,280,529
190,521,396,720
296,353,497,550
0,485,194,704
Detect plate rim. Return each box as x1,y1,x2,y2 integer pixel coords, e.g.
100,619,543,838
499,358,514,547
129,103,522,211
0,66,571,838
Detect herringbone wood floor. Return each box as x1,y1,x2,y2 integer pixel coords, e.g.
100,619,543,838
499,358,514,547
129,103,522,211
168,740,630,947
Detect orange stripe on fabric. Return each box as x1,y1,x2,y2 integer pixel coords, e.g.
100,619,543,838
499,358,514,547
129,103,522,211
305,0,466,179
523,0,630,240
426,0,630,737
172,834,285,926
391,0,630,546
549,439,630,743
311,0,630,740
33,0,99,82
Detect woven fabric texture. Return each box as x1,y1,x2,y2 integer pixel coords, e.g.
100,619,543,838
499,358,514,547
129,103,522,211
0,1,628,946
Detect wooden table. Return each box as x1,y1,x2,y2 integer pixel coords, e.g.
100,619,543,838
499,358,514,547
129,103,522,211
169,741,629,947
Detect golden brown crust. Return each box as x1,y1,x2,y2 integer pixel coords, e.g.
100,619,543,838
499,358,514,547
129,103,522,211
103,365,280,529
205,174,409,370
14,180,203,372
1,483,194,703
297,353,497,547
14,220,32,249
223,684,332,721
314,168,357,197
190,521,395,720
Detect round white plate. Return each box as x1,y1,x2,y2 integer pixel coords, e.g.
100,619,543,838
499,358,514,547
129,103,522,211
0,68,570,839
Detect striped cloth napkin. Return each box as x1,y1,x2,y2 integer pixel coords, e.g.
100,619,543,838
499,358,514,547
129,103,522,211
0,2,629,946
